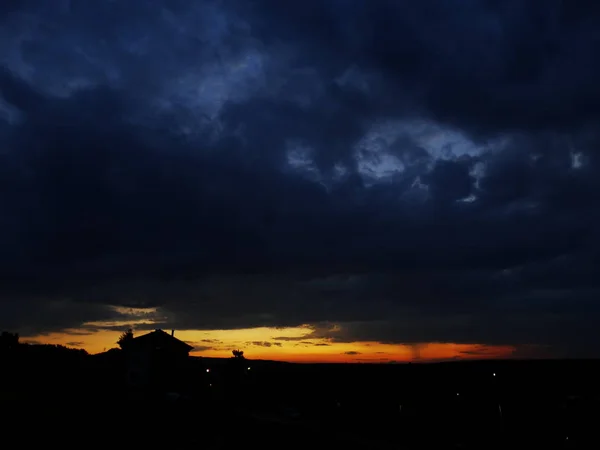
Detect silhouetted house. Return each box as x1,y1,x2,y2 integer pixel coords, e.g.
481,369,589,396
125,329,193,391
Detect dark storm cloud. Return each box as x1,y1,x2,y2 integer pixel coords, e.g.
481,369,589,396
0,295,129,336
247,0,600,131
1,1,600,357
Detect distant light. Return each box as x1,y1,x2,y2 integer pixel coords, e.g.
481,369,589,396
206,368,210,373
493,373,496,377
456,393,460,396
209,383,212,387
247,367,251,370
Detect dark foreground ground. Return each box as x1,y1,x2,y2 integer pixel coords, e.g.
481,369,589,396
3,387,595,449
3,358,600,449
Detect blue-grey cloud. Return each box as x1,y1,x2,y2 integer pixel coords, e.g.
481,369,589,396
1,1,600,357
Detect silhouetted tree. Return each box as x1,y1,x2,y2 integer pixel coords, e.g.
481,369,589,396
117,329,134,350
226,349,248,401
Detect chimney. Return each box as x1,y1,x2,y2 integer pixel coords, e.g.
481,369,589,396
171,329,175,337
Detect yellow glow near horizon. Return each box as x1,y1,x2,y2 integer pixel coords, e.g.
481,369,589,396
23,325,515,363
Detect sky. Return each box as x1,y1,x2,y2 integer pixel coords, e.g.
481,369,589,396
1,0,600,363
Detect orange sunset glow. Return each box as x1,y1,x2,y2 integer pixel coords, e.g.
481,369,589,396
24,324,515,363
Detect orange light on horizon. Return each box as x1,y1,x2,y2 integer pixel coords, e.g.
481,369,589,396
22,326,516,363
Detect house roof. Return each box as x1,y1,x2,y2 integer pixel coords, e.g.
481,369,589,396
130,329,193,353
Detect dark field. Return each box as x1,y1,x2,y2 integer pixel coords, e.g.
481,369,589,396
3,353,600,449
